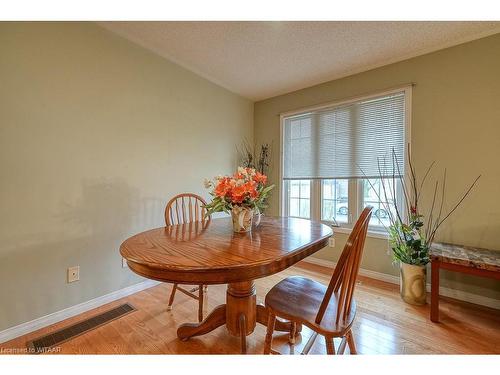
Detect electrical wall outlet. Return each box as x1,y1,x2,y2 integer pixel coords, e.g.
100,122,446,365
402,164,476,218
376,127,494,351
122,257,128,268
328,237,336,248
67,266,80,283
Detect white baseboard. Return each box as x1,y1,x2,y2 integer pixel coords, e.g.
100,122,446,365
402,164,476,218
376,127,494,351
0,279,161,344
302,257,500,310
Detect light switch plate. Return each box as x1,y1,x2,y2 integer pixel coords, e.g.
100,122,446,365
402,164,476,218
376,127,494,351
122,257,128,268
67,266,80,283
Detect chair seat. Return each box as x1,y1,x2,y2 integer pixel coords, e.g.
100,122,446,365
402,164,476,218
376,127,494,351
265,276,356,336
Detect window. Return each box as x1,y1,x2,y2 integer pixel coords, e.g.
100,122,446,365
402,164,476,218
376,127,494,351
361,178,401,229
321,179,349,224
281,87,411,233
286,180,311,218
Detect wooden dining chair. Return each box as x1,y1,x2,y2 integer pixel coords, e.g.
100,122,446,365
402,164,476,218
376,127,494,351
164,193,210,322
263,206,373,355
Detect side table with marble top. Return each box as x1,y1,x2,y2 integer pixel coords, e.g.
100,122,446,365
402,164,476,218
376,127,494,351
430,242,500,322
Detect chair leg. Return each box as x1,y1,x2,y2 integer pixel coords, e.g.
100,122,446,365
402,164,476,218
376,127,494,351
264,312,276,354
301,331,318,355
167,283,178,311
198,284,204,322
337,336,347,354
289,322,297,345
346,330,357,354
325,337,335,355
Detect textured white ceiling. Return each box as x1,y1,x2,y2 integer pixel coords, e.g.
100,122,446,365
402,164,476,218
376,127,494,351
98,22,500,101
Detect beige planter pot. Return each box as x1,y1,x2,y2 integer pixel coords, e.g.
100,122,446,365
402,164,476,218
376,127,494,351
400,263,427,305
231,206,253,233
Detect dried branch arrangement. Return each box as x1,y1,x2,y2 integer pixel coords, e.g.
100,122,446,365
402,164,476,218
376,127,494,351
237,139,272,175
361,146,480,266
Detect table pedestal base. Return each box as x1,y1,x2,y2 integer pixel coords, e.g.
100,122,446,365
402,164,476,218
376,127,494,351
176,281,300,354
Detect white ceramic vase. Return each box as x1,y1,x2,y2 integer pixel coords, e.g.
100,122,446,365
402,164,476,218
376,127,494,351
231,206,253,233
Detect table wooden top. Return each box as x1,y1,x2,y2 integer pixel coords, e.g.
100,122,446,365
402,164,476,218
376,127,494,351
120,216,332,284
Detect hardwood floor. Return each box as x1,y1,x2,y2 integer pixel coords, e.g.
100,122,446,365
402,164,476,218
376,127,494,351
2,261,499,354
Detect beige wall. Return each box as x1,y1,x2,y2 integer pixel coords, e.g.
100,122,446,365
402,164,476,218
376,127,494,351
1,23,498,332
0,22,253,331
255,33,500,301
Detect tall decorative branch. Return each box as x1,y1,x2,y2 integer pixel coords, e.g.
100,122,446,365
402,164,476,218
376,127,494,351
236,140,272,176
427,174,480,245
360,144,480,266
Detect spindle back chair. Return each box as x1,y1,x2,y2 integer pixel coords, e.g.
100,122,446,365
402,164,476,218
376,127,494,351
264,206,373,354
316,206,372,326
164,193,210,322
165,193,209,226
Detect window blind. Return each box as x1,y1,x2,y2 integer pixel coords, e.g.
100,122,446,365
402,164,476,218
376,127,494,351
283,92,406,179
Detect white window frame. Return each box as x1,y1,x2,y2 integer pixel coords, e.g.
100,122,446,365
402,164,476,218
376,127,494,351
279,85,412,238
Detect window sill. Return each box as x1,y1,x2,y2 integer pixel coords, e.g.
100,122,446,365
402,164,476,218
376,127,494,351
329,225,389,240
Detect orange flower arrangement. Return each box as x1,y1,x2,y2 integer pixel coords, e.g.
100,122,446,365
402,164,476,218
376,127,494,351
204,167,274,215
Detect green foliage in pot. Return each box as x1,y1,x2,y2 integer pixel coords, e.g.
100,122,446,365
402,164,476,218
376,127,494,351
388,211,429,266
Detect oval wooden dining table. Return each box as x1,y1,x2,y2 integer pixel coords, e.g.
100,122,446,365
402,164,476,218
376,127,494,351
120,216,332,354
